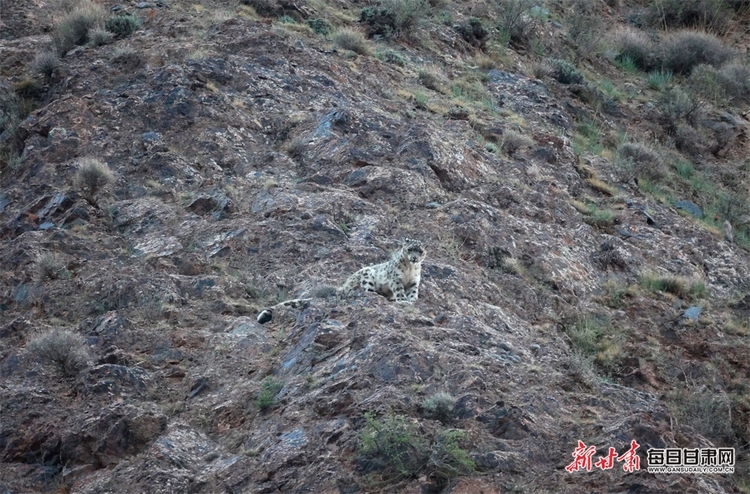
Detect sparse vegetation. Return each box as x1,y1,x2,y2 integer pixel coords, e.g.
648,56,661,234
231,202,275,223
88,27,114,46
501,129,534,155
661,30,734,75
105,13,142,38
256,376,284,411
52,0,106,56
359,0,428,39
31,51,59,81
421,393,456,423
74,158,114,205
357,412,475,487
418,70,443,92
563,315,622,373
547,58,583,84
307,18,333,35
639,273,707,299
614,28,656,71
617,142,666,182
26,329,90,377
496,0,539,47
376,49,406,66
647,69,673,90
333,28,371,55
110,46,144,68
667,387,734,444
36,254,69,281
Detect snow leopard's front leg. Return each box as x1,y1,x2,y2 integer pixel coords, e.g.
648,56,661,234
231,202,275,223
392,282,409,302
404,283,419,303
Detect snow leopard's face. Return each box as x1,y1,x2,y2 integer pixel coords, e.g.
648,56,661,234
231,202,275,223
402,239,426,264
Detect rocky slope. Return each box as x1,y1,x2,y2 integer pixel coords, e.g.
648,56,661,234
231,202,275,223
1,0,749,492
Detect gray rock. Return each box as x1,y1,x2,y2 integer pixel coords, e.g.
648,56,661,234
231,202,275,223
136,2,151,7
683,306,702,320
425,201,441,209
675,200,703,219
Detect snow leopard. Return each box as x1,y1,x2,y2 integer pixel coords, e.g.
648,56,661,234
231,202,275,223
256,239,426,324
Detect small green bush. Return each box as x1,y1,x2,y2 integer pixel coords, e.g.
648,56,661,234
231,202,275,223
667,387,733,444
614,28,656,71
548,58,583,84
333,28,371,55
688,63,728,105
418,70,443,91
110,46,144,69
639,273,707,299
496,0,538,47
659,86,700,125
716,62,750,103
27,329,90,377
421,393,456,423
75,158,114,205
105,14,142,38
52,0,106,56
36,254,68,281
359,0,428,39
646,0,731,33
563,315,622,373
376,49,406,66
31,51,59,80
501,129,534,155
89,27,114,46
256,376,284,411
455,18,489,49
358,412,426,481
306,18,332,35
647,69,673,90
661,30,734,75
618,142,666,182
429,430,475,486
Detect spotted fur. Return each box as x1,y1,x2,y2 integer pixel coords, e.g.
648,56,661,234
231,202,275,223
339,238,426,303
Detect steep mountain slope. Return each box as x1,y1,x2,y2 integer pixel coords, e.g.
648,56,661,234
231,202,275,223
1,0,749,492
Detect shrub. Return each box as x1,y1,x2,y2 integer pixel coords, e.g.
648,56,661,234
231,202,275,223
646,0,731,33
306,18,332,35
659,86,700,126
31,51,59,80
618,142,666,182
105,14,142,38
548,58,583,84
333,28,370,55
639,273,707,299
75,158,114,205
36,254,68,281
422,393,456,423
667,387,733,443
647,69,673,90
429,430,475,486
376,49,406,66
88,27,114,46
716,62,750,104
455,18,489,49
110,46,144,69
661,30,734,75
358,412,426,481
418,70,443,91
501,129,534,155
563,315,622,373
52,0,106,56
688,63,728,105
359,0,428,39
614,28,657,71
256,376,284,411
567,0,604,63
496,0,538,46
27,329,90,377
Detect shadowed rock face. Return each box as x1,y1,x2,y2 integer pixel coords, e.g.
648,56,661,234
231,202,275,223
1,1,749,493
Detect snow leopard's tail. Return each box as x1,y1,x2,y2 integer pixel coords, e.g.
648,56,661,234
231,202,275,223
256,298,313,324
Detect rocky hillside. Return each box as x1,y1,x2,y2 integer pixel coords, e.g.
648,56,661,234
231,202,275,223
1,0,749,492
